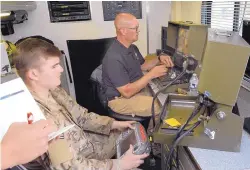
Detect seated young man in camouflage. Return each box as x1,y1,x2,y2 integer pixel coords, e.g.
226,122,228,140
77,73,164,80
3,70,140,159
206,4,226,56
14,38,148,170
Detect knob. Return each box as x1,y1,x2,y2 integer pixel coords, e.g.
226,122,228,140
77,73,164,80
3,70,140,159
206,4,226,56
216,111,226,120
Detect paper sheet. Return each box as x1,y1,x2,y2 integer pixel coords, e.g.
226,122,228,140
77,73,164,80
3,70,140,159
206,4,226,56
0,78,74,141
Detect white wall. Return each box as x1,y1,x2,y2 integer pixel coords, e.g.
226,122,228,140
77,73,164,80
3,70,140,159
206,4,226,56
2,1,148,98
2,1,171,98
147,1,171,54
171,1,201,24
2,1,147,57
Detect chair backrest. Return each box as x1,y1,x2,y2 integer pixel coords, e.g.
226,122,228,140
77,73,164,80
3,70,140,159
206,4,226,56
9,165,27,170
91,64,103,84
66,38,114,114
90,65,108,108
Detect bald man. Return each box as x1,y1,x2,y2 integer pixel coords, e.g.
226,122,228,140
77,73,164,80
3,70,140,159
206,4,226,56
102,13,174,117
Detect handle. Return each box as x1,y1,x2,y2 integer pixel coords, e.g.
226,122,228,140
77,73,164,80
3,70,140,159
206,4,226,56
215,31,232,37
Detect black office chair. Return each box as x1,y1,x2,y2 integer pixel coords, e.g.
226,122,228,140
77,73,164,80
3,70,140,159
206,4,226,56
90,65,151,130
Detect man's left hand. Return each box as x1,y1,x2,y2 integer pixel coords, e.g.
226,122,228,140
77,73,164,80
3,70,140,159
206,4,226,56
159,55,174,67
111,121,136,131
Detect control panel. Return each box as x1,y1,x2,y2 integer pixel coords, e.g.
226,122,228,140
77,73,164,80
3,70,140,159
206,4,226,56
102,1,142,21
116,122,151,158
47,1,91,23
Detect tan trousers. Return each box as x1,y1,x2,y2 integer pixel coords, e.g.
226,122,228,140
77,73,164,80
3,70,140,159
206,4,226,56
108,87,161,117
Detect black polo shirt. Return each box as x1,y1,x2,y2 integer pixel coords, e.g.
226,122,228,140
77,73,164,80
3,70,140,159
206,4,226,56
102,38,145,99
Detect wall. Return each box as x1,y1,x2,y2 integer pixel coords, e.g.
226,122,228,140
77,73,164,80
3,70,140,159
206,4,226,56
147,1,171,54
2,1,147,98
2,1,147,57
171,1,202,24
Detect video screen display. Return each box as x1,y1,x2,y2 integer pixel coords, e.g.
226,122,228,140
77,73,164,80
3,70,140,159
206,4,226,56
120,131,137,156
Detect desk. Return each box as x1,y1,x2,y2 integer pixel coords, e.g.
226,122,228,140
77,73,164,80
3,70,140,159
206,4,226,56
148,80,250,170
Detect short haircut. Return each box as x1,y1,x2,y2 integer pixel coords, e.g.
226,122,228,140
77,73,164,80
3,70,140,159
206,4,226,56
14,38,61,80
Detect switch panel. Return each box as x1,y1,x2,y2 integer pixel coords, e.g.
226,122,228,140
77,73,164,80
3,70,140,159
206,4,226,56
48,1,91,23
102,1,142,21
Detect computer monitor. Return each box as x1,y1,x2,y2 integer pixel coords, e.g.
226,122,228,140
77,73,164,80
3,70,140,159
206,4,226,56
165,21,208,67
245,59,250,79
242,20,250,79
157,22,208,89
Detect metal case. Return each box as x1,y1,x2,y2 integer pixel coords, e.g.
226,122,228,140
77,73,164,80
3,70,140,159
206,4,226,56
116,122,151,158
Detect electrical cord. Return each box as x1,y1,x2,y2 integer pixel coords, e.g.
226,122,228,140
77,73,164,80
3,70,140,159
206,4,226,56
151,70,186,128
166,121,202,170
167,103,208,170
167,105,202,170
172,107,206,170
148,70,186,167
149,55,199,168
174,103,203,141
167,104,203,170
151,52,199,127
176,146,180,170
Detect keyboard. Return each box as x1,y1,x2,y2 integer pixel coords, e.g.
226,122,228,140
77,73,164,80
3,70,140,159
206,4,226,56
156,67,191,87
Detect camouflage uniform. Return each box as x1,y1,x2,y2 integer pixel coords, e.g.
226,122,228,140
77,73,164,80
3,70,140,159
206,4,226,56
25,87,120,170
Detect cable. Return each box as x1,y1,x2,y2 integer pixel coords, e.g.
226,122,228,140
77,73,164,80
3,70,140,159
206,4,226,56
174,104,203,141
166,96,214,169
168,104,206,169
176,146,180,169
171,107,207,170
166,104,203,170
166,121,201,170
166,103,206,170
151,53,199,128
151,70,186,128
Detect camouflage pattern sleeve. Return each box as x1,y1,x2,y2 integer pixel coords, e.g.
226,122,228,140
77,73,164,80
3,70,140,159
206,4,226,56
24,144,114,170
51,87,115,135
51,157,113,170
29,105,115,170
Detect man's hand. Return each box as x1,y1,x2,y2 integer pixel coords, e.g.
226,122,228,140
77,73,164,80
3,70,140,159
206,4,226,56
159,55,174,67
119,145,149,170
1,120,57,169
148,65,168,79
111,121,136,131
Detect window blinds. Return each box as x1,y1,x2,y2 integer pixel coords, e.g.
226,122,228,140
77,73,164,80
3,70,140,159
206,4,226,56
201,1,250,33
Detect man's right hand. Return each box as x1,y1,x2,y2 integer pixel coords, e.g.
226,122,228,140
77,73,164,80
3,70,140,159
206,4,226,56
148,65,168,79
119,145,149,170
1,120,57,169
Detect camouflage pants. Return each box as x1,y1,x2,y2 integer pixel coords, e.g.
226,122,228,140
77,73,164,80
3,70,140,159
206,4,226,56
86,130,121,160
108,87,161,117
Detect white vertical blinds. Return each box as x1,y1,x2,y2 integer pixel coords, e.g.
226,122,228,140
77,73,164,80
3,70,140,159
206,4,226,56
201,1,250,33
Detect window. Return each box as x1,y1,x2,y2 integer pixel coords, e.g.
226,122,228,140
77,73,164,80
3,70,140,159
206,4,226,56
201,1,250,34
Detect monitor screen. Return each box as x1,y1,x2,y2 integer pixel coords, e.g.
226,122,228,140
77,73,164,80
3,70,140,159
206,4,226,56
165,24,190,56
245,58,250,79
120,131,137,156
242,21,250,79
166,24,178,50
